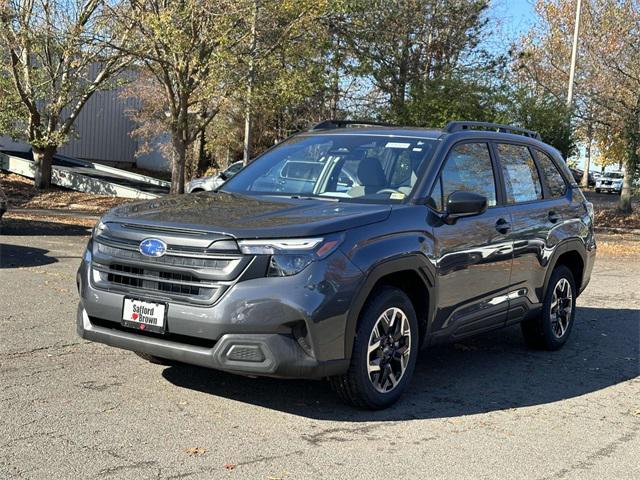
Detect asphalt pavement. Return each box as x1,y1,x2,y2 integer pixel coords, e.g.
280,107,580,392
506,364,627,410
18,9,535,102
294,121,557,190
1,223,639,479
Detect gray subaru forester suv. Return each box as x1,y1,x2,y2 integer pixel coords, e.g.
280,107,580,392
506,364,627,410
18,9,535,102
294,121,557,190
77,120,596,409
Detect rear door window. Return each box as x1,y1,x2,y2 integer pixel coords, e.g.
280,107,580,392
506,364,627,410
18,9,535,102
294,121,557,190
497,143,543,203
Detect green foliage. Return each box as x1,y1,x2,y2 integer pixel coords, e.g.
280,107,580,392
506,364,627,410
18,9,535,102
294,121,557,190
502,88,575,158
0,72,26,138
395,76,501,128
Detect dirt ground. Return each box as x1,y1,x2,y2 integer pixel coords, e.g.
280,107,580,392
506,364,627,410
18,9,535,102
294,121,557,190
0,172,135,213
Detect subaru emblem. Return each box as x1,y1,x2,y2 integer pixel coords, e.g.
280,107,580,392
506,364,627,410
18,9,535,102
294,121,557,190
139,238,167,257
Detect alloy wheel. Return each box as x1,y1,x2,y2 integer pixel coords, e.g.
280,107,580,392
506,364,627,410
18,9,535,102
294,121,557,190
367,307,411,393
550,278,573,338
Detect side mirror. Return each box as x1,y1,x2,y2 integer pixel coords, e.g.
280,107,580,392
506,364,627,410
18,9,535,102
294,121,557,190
444,191,487,223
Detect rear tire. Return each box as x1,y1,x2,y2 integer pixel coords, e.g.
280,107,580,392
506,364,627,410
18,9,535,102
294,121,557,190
521,265,576,351
595,188,600,193
330,286,419,409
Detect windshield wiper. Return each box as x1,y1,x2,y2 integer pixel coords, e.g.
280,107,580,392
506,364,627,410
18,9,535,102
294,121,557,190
290,195,339,202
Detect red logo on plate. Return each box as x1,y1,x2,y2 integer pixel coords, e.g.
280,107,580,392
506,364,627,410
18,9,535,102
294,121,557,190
132,313,139,320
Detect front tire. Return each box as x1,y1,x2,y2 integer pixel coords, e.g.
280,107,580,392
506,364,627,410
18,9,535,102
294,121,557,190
330,286,419,409
521,265,576,350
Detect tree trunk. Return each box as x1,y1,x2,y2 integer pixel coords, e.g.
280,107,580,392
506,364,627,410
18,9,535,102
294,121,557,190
32,145,56,190
618,167,633,214
171,139,186,194
618,105,639,213
581,124,592,188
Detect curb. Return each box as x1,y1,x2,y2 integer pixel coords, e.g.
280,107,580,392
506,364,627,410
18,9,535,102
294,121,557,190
7,208,100,221
595,226,640,235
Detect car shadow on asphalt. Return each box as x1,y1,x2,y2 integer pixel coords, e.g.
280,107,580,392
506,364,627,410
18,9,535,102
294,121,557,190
0,218,91,236
0,243,59,268
161,306,639,421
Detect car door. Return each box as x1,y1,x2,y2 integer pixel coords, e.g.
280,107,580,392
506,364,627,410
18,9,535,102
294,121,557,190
493,142,570,325
429,142,514,342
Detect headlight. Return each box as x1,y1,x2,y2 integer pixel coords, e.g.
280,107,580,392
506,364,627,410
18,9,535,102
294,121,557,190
93,219,107,237
238,234,344,277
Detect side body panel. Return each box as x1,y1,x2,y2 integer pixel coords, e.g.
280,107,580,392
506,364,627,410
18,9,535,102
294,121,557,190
428,207,514,342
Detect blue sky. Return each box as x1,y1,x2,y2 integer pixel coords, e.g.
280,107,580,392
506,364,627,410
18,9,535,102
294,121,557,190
487,1,599,170
490,0,537,42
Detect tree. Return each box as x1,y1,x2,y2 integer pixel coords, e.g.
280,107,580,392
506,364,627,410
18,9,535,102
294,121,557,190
502,85,575,158
342,0,490,120
0,0,131,189
517,0,639,213
122,0,243,194
238,0,333,163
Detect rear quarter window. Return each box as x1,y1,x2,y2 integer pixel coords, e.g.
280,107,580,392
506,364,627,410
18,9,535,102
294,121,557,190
535,149,567,197
497,143,543,203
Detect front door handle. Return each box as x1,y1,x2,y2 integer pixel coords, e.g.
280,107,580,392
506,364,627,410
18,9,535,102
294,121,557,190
495,218,511,234
548,211,560,223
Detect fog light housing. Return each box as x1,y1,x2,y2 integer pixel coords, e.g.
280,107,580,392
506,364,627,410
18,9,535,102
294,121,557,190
226,344,266,363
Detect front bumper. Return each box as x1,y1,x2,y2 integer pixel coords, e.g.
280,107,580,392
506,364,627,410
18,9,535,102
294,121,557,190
77,304,347,377
76,249,361,379
596,184,622,192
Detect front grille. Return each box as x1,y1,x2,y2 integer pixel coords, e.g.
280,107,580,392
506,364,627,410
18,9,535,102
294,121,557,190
95,242,238,271
91,234,251,305
108,264,144,287
93,261,219,302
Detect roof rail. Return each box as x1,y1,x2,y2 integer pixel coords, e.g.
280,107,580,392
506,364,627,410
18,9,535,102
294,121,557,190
444,121,542,140
310,119,398,130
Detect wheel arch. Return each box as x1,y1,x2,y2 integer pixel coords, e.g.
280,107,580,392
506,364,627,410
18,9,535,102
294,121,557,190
543,240,586,298
344,256,435,358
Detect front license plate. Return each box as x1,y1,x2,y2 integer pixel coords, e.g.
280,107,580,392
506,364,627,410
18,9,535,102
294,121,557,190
122,298,167,333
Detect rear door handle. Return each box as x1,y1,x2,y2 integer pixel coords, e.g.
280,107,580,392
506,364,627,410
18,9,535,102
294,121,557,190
495,218,511,234
548,211,560,223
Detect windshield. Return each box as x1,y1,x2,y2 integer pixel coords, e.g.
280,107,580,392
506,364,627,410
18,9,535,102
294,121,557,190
224,162,243,177
221,134,437,202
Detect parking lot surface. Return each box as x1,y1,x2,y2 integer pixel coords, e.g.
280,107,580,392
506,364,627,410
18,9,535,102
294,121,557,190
1,224,639,479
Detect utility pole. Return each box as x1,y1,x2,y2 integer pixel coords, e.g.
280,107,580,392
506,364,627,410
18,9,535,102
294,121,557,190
243,0,258,166
566,0,582,108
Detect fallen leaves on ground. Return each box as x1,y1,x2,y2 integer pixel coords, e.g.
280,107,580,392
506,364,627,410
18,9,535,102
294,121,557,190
2,211,96,228
597,238,640,256
184,447,207,456
1,172,134,213
594,208,640,230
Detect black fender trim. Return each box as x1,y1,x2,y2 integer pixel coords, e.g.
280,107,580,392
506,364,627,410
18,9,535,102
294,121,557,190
540,238,587,300
343,256,436,359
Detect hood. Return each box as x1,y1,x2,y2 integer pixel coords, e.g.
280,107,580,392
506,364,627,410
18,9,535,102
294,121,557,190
103,192,391,238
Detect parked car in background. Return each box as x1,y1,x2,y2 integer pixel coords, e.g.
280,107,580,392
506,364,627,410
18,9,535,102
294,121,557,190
595,171,624,194
186,161,244,193
569,168,595,187
77,120,596,409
